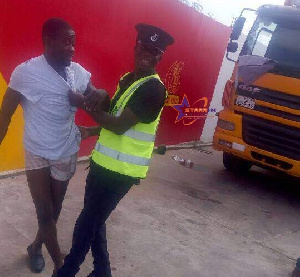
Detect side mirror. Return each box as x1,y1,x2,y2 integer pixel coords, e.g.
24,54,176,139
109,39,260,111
227,42,239,53
231,17,246,40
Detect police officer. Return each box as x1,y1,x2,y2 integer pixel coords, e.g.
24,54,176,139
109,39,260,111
56,23,174,277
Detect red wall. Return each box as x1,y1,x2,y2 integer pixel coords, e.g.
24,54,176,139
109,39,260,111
0,0,230,156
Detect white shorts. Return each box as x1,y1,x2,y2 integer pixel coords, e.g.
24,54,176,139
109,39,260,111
25,150,77,181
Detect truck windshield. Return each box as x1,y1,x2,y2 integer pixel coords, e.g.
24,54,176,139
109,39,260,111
241,15,300,78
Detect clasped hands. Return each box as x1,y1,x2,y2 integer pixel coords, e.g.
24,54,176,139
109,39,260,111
68,89,110,113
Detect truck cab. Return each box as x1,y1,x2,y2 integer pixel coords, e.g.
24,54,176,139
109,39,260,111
213,4,300,177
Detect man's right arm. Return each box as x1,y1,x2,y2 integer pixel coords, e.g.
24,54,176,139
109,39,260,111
0,88,22,146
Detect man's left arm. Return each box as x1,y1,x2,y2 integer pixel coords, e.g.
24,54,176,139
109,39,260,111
68,81,110,112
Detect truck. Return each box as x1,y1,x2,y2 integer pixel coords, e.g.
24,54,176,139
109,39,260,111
213,3,300,178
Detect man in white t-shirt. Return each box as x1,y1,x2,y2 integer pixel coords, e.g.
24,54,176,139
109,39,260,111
0,18,109,275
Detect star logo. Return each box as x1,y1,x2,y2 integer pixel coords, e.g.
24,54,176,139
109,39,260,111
172,95,211,125
164,62,216,126
172,94,190,122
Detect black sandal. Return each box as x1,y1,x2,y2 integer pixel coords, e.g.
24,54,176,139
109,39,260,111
27,245,45,273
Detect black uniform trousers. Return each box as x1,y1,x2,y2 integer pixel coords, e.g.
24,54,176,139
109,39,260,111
56,163,133,277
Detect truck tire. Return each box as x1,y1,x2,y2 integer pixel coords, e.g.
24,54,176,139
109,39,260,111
223,152,252,174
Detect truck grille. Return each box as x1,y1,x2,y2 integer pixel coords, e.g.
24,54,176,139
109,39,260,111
237,84,300,123
242,115,300,161
254,105,300,123
237,84,300,110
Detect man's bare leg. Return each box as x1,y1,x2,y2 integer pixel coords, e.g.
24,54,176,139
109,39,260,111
26,168,64,271
29,177,69,253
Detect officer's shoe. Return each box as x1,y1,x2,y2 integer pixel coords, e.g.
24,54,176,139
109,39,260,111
293,259,300,277
292,268,300,277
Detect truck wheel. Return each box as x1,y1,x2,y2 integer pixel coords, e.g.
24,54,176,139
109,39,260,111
223,152,252,174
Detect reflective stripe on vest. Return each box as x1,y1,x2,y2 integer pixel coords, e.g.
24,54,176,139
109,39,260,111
123,129,156,142
94,143,151,166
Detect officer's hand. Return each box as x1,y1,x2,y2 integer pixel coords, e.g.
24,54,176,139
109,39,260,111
84,89,110,113
78,126,91,140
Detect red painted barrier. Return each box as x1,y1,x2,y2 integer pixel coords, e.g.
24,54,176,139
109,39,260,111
0,0,230,157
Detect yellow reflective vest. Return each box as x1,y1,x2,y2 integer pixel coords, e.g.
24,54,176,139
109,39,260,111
91,73,166,179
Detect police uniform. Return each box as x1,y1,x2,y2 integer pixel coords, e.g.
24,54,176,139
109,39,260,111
57,24,174,277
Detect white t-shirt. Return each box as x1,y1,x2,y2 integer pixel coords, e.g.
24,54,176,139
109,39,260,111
9,55,91,160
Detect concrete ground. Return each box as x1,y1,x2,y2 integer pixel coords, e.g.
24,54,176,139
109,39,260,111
0,147,299,277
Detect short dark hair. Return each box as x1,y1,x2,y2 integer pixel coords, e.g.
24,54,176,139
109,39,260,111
42,18,73,40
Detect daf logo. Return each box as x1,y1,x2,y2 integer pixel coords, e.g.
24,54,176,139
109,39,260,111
239,84,261,93
150,33,159,42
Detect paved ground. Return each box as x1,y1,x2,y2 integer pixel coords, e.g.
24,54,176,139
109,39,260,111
0,147,299,277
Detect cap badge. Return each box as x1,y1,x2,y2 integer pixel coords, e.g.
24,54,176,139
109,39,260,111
150,33,159,42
